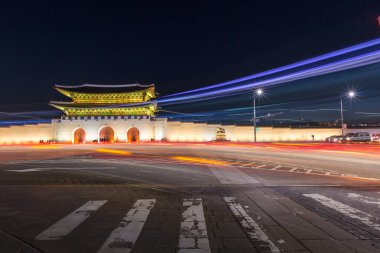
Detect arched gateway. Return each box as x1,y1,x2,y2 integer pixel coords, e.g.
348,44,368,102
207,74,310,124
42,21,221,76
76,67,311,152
99,126,115,143
127,127,140,142
73,128,86,144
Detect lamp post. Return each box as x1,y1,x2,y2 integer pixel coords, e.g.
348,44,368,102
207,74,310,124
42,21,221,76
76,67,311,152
340,90,356,136
253,88,263,142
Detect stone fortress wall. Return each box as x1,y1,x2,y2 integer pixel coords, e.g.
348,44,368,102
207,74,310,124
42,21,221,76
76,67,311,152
0,117,351,144
0,123,56,145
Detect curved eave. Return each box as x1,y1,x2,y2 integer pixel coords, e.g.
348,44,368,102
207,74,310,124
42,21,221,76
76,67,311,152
49,103,66,111
55,87,73,98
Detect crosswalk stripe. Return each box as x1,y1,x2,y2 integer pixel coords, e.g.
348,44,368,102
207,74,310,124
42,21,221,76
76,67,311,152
348,193,380,207
208,165,260,184
97,199,156,253
178,198,211,253
303,194,380,231
223,197,280,252
35,200,107,240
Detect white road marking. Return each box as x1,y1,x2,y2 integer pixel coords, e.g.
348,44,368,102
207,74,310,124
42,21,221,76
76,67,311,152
7,169,45,172
239,162,256,167
223,197,280,252
179,198,211,253
303,194,380,231
8,167,115,171
35,200,107,240
348,193,380,207
97,199,156,253
209,165,259,184
270,165,282,170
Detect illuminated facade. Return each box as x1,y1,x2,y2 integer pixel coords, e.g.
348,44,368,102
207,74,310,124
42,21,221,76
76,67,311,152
50,84,157,117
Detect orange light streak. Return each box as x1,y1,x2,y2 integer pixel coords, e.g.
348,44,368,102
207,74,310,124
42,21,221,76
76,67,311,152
96,148,131,155
31,145,61,149
171,156,227,165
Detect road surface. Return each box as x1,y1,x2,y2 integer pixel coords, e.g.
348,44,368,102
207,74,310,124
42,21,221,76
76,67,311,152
0,142,379,253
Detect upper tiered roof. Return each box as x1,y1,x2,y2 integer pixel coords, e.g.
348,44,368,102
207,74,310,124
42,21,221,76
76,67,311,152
53,83,156,104
55,83,155,94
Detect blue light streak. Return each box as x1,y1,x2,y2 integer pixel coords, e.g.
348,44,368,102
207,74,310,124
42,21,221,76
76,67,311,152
162,38,380,98
158,45,380,105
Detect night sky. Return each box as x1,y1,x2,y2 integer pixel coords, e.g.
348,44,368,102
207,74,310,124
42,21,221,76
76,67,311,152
1,0,380,124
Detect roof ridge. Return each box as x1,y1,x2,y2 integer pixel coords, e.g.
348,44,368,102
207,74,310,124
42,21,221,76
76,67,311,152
55,83,154,88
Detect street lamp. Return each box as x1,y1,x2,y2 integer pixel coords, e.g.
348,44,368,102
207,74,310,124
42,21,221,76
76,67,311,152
253,88,263,142
340,90,356,136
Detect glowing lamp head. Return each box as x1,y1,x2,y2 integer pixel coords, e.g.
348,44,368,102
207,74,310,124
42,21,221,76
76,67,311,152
256,88,263,96
348,91,356,98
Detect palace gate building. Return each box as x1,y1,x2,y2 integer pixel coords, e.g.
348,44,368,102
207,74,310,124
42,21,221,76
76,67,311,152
50,83,158,143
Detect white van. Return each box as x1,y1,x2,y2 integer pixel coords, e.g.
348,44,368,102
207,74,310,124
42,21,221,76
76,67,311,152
342,132,371,142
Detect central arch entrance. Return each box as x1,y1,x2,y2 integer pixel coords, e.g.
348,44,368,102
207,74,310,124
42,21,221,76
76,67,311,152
73,128,86,144
127,127,140,143
99,126,115,143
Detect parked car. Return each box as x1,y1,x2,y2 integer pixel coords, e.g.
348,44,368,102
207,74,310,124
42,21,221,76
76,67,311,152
371,134,380,142
341,132,371,143
325,135,343,143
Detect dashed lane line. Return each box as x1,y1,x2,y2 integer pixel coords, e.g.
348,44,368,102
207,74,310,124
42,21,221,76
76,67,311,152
255,164,267,168
6,167,116,172
6,169,45,172
235,162,380,181
303,194,380,232
35,200,107,240
223,197,280,252
270,165,282,171
97,199,156,253
178,198,211,253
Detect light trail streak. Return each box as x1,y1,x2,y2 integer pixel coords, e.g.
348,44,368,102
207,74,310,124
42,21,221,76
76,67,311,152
158,49,380,105
0,119,52,126
31,145,61,149
96,148,132,155
171,156,227,165
162,38,380,98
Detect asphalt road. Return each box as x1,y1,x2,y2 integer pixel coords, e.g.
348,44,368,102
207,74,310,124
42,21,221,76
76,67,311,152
0,142,380,253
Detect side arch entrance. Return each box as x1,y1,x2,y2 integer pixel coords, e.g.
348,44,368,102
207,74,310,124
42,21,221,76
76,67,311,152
99,126,115,143
127,127,140,143
73,128,86,144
